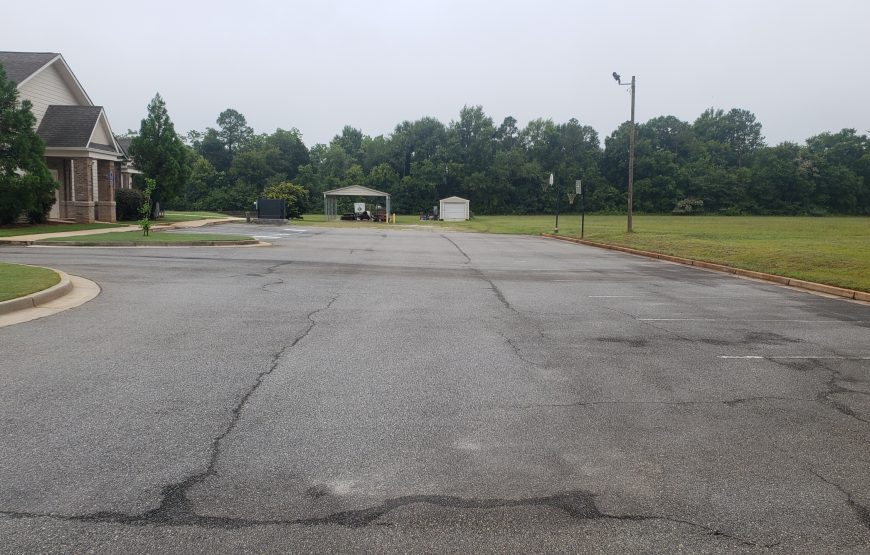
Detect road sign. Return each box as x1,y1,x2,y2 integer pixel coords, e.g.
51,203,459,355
575,180,582,195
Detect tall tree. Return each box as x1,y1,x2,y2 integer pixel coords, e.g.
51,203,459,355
694,108,764,168
267,128,309,180
129,93,190,204
216,108,253,154
0,64,57,224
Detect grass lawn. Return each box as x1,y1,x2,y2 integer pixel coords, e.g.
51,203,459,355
158,211,229,223
553,215,870,292
0,262,60,302
0,222,126,237
39,230,254,245
118,211,229,225
300,213,870,292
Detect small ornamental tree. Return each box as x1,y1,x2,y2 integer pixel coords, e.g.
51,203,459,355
139,178,156,236
0,63,57,224
262,181,308,218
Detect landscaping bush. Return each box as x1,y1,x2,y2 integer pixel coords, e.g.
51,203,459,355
672,198,704,215
116,188,144,221
262,182,308,218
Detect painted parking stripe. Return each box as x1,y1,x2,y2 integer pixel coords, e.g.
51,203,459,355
638,318,864,323
719,356,870,360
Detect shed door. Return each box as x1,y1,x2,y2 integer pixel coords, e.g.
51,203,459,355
443,202,466,220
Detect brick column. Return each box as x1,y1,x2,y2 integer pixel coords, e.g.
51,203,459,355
95,160,117,222
69,158,95,222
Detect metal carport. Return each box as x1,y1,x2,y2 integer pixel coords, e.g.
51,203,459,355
323,185,391,221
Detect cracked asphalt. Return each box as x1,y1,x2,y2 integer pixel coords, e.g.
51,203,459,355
0,224,868,553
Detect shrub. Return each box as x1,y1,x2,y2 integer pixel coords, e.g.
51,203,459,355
262,182,308,218
672,198,704,215
116,188,144,221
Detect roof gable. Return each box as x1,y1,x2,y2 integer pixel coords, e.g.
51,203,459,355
323,185,391,197
0,51,58,84
441,196,469,202
36,105,118,151
1,52,92,107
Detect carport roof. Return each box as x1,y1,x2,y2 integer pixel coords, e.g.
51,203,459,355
323,185,390,197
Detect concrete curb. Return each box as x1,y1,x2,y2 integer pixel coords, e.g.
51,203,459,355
0,267,72,315
542,234,869,302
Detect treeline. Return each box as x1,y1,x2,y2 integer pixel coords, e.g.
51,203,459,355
167,106,870,216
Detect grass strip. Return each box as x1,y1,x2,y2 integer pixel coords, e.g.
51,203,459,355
40,231,254,244
0,263,60,302
0,223,125,237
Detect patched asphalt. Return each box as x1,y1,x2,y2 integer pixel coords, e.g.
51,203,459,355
1,224,868,552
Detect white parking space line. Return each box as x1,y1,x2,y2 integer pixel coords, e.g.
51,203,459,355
638,318,864,323
719,356,870,360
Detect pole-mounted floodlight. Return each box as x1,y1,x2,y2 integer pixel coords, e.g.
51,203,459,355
613,71,636,233
549,173,560,233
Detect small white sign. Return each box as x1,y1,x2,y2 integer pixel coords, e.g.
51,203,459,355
575,180,582,195
354,203,366,214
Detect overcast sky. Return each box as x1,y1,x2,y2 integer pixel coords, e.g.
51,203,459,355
6,0,869,147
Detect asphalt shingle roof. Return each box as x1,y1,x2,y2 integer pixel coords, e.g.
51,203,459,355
36,105,104,148
0,51,59,85
115,137,132,156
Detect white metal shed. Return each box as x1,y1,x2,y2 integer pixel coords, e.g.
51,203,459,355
439,196,470,221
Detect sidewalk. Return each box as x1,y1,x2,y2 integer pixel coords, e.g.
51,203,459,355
0,217,243,244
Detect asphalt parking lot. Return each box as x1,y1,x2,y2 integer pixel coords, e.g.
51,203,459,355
1,224,868,552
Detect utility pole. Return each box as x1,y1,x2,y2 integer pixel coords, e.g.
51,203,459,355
613,72,636,232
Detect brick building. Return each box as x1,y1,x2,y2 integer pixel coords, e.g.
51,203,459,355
0,51,129,223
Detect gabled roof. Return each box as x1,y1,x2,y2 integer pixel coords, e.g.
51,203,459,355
0,51,92,107
36,105,119,153
323,185,391,197
440,196,469,202
0,51,58,84
115,137,132,156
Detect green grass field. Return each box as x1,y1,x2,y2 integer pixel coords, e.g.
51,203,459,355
0,263,61,302
118,211,229,225
298,213,870,292
0,222,126,237
158,211,228,223
40,231,254,245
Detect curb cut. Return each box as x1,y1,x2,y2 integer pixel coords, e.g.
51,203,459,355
0,267,72,315
541,234,869,303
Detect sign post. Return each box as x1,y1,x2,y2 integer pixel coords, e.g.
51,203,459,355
550,173,559,233
576,180,584,239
